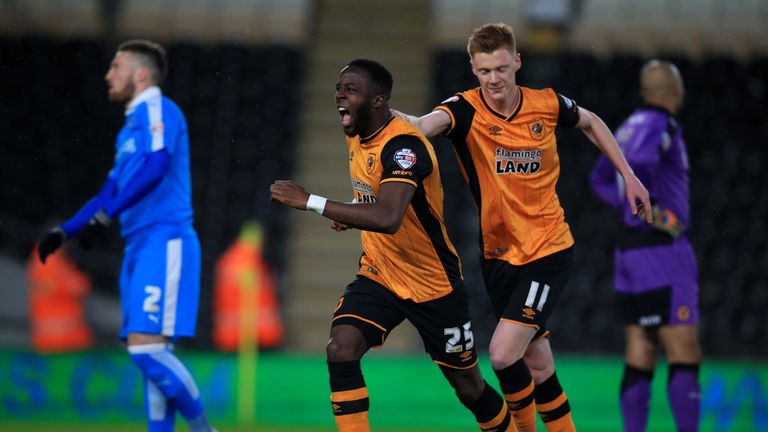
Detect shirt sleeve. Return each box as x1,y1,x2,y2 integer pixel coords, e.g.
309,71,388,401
103,150,171,218
589,154,622,209
556,92,580,128
379,135,433,187
143,99,179,155
60,174,118,236
433,94,475,140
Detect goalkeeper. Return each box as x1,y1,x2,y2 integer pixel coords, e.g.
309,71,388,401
590,59,701,432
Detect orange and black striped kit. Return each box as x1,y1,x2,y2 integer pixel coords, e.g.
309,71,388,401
345,116,462,302
435,86,580,266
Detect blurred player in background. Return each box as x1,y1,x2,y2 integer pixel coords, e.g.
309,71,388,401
591,60,701,432
271,59,517,432
393,23,651,431
37,40,214,432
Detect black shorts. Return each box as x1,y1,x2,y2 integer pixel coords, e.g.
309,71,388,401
616,286,674,328
332,276,479,369
481,247,573,332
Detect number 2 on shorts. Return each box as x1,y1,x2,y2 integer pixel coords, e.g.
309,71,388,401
444,321,475,353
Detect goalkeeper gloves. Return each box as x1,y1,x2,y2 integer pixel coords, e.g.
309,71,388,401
651,205,685,238
38,227,66,263
79,209,111,250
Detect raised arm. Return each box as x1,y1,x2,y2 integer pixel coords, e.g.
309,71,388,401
391,109,451,138
269,180,414,234
576,107,652,223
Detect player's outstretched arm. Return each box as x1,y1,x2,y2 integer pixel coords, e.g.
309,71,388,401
576,107,653,223
270,180,414,234
390,109,451,138
77,150,171,249
38,173,119,263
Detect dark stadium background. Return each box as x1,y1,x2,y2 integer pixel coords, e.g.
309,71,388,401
0,1,766,430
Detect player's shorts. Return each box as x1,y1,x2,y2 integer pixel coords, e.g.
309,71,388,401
332,276,479,370
481,247,573,333
119,223,201,340
614,237,698,327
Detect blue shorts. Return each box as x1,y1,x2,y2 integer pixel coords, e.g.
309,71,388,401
119,224,201,340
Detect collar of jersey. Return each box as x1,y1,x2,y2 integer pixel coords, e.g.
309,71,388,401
479,86,523,122
640,103,674,118
360,115,395,145
125,86,162,115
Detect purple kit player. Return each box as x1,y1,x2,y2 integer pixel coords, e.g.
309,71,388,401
591,60,701,432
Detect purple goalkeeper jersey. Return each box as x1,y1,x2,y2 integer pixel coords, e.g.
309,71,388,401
591,105,698,326
591,105,690,233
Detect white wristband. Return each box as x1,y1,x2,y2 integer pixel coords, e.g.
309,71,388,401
306,194,327,215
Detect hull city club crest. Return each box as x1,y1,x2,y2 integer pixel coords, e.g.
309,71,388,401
394,148,417,169
527,119,545,140
366,153,376,174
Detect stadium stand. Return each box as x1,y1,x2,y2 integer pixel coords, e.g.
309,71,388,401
0,35,303,345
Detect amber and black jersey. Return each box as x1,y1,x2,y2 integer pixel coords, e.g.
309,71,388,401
346,116,462,302
435,86,580,265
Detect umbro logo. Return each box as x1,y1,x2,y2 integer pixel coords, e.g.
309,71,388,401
489,125,503,136
522,308,536,319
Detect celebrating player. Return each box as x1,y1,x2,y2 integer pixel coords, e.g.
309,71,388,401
392,23,651,431
270,59,517,432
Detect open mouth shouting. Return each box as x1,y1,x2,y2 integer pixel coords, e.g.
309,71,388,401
338,106,351,128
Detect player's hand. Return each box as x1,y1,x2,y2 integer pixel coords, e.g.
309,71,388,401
390,109,412,123
79,210,111,250
439,95,460,104
623,173,652,223
331,220,350,231
269,180,310,210
651,205,685,238
38,227,66,263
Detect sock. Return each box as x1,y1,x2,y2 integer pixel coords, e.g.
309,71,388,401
494,359,536,431
144,378,175,432
620,364,653,432
328,360,370,432
535,372,575,432
668,363,700,432
129,344,211,432
461,380,516,432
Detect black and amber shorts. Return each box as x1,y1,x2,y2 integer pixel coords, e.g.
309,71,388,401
481,247,574,333
332,276,479,370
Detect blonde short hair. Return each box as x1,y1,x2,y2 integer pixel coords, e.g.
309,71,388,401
467,23,516,57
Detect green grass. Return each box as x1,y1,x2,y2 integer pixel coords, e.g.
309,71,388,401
0,421,468,432
2,351,767,431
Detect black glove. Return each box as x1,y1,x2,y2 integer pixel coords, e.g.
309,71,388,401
79,210,111,250
38,227,66,263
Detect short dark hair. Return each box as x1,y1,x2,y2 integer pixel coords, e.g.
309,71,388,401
347,58,393,100
118,39,168,84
